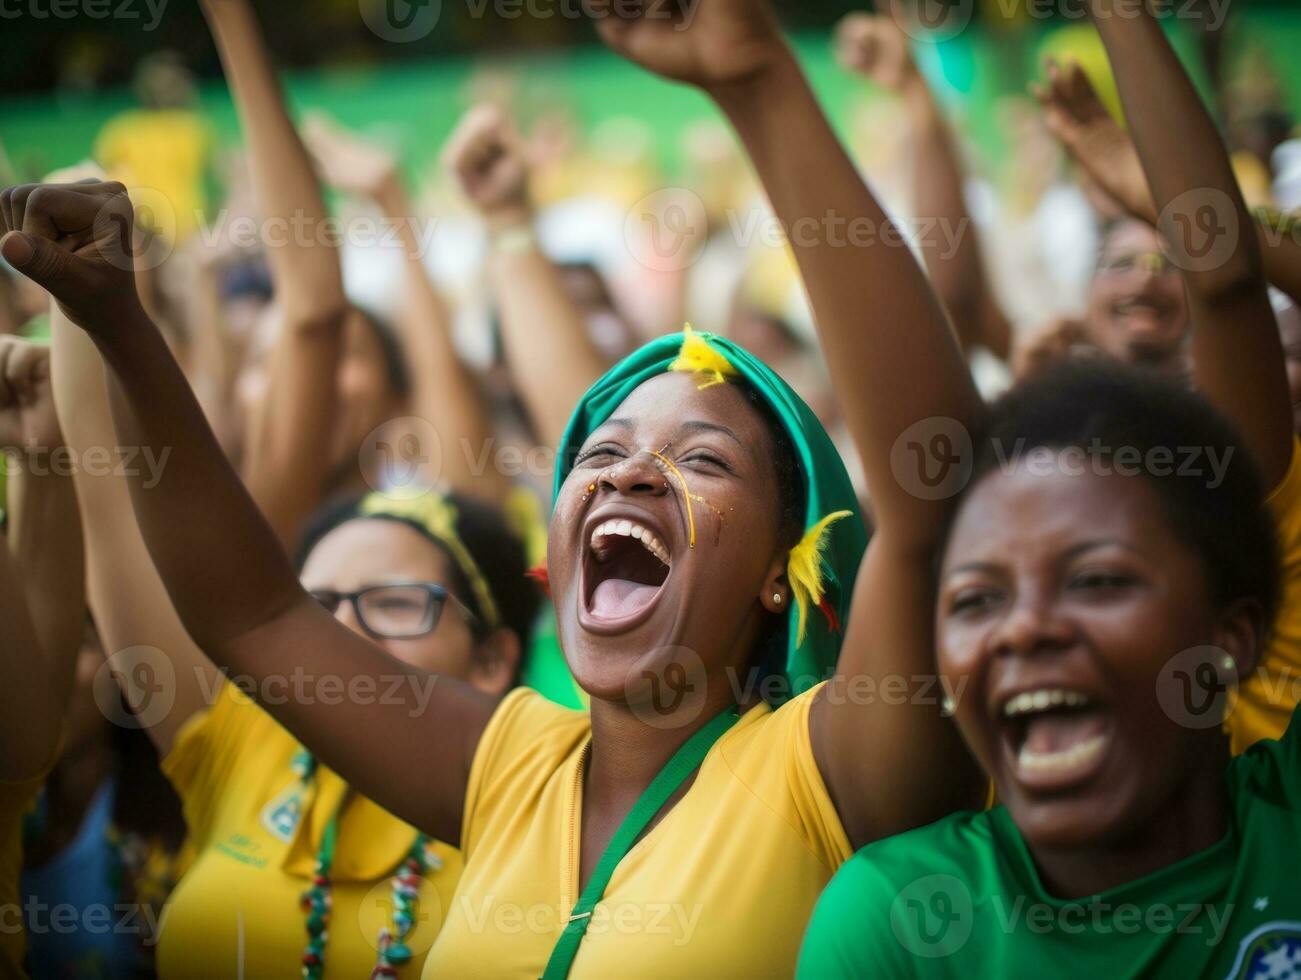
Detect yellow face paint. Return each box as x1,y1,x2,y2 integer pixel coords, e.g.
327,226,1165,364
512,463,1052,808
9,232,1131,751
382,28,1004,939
645,449,698,549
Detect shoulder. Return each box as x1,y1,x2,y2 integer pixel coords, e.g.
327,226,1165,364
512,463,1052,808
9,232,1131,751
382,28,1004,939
799,810,997,978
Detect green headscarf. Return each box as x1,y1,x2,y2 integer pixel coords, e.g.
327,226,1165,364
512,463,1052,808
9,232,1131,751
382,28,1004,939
553,328,867,702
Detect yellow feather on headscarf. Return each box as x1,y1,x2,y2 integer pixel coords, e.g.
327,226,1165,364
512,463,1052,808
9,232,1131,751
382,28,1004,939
787,511,853,646
669,324,738,389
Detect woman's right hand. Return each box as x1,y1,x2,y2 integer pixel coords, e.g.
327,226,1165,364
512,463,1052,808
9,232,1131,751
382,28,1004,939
0,180,145,338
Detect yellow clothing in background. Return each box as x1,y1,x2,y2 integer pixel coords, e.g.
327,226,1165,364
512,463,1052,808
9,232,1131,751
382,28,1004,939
156,685,460,979
95,109,210,243
0,774,43,978
424,683,851,979
1232,437,1301,754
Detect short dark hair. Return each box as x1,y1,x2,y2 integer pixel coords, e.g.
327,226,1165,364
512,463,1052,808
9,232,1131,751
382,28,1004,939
949,359,1281,630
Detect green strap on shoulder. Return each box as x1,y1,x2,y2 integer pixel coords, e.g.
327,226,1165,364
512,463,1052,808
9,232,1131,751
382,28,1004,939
538,704,739,980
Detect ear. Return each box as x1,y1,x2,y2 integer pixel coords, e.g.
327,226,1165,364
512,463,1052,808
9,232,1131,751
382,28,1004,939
467,629,522,697
758,557,789,615
1211,597,1267,682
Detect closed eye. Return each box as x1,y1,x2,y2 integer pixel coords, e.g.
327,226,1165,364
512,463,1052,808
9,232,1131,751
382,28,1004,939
1068,570,1136,593
574,444,628,466
679,451,734,473
948,587,1002,617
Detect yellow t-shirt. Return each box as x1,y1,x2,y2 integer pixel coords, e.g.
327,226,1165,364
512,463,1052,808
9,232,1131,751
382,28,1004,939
423,683,851,979
1232,437,1301,753
94,109,210,243
156,684,461,979
0,774,44,978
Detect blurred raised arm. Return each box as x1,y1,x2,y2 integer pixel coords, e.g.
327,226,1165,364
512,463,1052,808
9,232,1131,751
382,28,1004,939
1089,0,1293,487
836,8,1011,360
304,116,511,502
445,105,608,452
201,0,347,545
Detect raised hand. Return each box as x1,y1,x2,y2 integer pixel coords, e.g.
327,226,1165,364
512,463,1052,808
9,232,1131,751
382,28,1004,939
0,181,143,334
302,113,400,201
443,105,532,230
834,11,919,93
593,0,787,92
1032,59,1153,222
0,337,60,453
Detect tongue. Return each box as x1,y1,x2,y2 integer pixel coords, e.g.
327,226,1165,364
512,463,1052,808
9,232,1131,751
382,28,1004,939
591,578,660,621
1023,710,1107,756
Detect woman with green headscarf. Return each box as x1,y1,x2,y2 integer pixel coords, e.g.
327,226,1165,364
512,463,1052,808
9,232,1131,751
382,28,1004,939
1,0,986,976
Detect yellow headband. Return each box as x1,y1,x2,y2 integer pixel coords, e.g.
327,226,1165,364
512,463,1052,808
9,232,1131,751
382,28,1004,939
357,492,501,631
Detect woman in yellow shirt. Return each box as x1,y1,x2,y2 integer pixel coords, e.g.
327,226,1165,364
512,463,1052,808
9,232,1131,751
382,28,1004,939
3,2,989,978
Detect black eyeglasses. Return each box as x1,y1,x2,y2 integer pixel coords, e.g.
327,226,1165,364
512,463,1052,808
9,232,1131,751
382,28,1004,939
307,583,478,640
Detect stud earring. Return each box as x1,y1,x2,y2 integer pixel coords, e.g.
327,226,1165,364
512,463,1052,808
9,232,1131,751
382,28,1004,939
1220,655,1236,674
941,696,956,717
772,593,783,605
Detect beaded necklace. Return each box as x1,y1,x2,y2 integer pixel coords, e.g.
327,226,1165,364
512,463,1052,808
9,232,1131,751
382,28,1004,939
290,750,437,979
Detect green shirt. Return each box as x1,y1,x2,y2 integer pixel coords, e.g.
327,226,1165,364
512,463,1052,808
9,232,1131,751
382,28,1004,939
799,709,1301,979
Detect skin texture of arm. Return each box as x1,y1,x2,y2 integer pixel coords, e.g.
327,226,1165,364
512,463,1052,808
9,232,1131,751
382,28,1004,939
201,0,347,547
302,115,512,502
836,9,1011,360
596,0,985,848
444,105,609,452
50,304,218,756
1090,0,1293,488
0,180,498,846
1038,58,1301,356
0,336,83,778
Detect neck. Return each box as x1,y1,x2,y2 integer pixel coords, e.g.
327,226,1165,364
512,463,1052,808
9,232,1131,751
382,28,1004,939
585,678,739,818
1027,744,1230,899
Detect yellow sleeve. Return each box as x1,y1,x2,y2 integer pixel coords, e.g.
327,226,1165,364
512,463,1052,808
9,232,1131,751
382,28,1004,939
161,681,264,846
1232,436,1301,754
719,684,853,872
461,688,588,858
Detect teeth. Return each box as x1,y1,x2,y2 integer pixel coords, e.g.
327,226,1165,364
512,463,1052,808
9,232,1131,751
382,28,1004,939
1002,689,1089,719
589,520,671,567
1018,733,1108,774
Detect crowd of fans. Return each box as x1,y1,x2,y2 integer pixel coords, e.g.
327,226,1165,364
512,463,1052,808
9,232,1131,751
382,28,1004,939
1,0,1300,977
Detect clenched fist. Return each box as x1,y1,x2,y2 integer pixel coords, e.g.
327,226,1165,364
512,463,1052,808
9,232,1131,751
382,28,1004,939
834,11,919,94
0,180,145,334
0,337,60,454
443,105,532,230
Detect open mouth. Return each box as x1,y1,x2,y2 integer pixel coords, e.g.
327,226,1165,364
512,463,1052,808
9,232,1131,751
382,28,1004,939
998,687,1112,792
581,518,672,633
1112,296,1174,333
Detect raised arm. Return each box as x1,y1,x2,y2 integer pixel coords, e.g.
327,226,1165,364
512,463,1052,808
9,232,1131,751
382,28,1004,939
0,181,495,845
596,0,983,847
1089,0,1293,487
1037,59,1301,314
836,8,1011,360
0,336,83,778
304,116,512,503
444,105,609,451
201,0,347,545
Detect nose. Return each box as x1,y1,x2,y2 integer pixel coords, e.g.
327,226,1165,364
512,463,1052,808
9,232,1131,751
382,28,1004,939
333,600,367,638
989,591,1075,659
598,452,671,497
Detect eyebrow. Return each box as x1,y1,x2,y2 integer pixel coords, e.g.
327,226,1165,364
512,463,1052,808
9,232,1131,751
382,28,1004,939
595,417,745,449
942,539,1141,578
